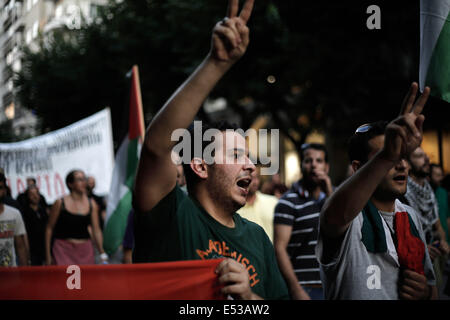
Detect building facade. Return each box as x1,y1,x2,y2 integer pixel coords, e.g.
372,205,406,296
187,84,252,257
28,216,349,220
0,0,106,138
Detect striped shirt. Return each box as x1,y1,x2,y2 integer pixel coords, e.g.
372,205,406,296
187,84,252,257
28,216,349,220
274,180,326,285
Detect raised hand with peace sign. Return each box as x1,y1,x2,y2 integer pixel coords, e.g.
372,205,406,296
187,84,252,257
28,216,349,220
135,0,257,219
210,0,254,63
381,82,430,163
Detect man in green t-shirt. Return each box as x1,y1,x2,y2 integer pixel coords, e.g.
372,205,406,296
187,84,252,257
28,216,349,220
133,0,289,300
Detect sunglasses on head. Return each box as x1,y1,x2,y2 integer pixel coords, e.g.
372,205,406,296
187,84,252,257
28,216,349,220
300,143,311,151
355,123,373,134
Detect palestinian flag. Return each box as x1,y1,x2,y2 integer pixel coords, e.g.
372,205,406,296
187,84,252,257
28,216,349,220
103,65,145,256
420,0,450,102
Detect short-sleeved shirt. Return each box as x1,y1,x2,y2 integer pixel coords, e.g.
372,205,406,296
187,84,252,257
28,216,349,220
237,191,278,242
316,200,436,300
274,180,325,285
133,186,289,300
0,205,27,267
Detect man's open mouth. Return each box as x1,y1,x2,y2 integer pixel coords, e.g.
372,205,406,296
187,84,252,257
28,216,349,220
393,175,406,181
236,177,252,189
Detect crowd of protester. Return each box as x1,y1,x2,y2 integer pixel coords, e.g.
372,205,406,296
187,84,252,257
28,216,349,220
1,0,450,300
0,170,108,267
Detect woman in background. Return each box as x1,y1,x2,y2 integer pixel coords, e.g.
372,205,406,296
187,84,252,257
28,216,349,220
45,169,108,265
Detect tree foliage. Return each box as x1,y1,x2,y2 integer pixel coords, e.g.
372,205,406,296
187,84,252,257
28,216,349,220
14,0,447,180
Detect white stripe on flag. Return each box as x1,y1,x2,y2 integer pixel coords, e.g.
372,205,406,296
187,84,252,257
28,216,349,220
105,137,130,224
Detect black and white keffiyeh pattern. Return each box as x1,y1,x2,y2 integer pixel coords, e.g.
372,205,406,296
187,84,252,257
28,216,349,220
405,177,439,244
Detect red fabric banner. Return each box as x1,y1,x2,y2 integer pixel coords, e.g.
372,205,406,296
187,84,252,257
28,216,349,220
0,259,225,300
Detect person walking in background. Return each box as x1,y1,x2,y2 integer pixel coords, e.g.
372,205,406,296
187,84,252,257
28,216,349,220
404,148,449,251
317,84,436,299
17,177,48,214
21,185,48,265
45,170,108,265
403,148,450,294
429,164,450,244
0,172,28,267
429,163,450,297
238,167,278,242
274,143,333,300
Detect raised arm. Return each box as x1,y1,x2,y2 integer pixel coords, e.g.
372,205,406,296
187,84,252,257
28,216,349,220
133,0,254,213
320,83,430,238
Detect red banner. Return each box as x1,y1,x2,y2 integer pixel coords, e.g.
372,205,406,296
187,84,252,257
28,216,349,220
0,259,225,300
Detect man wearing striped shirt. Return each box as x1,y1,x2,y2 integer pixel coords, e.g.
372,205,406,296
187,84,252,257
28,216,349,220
274,143,333,300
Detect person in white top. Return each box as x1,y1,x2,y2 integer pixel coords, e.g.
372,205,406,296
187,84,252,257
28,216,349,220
0,172,28,267
318,83,437,299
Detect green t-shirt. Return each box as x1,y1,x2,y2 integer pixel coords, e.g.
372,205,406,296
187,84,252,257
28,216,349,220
133,186,289,300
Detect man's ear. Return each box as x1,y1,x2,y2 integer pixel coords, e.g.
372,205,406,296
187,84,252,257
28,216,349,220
351,160,361,173
190,158,208,179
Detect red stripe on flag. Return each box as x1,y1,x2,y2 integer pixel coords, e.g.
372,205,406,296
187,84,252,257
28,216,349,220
128,65,145,141
0,259,225,300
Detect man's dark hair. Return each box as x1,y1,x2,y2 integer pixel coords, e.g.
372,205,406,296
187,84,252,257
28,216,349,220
65,169,83,191
348,120,388,164
429,163,444,190
300,143,328,162
180,120,240,194
430,163,443,173
26,185,39,197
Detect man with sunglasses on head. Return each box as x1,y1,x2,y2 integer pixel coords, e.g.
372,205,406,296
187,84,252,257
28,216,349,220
317,83,437,300
274,143,332,300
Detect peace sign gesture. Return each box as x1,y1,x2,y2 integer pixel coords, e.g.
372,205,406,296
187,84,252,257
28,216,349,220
210,0,255,63
382,82,430,162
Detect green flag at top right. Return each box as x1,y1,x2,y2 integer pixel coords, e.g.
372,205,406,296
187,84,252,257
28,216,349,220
420,0,450,102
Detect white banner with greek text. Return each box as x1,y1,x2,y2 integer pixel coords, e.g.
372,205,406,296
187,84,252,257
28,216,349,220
0,108,114,204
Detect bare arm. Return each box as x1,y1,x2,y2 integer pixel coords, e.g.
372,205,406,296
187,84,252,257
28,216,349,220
133,0,254,213
14,235,28,266
320,83,430,238
45,199,62,265
274,224,310,300
90,200,107,260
